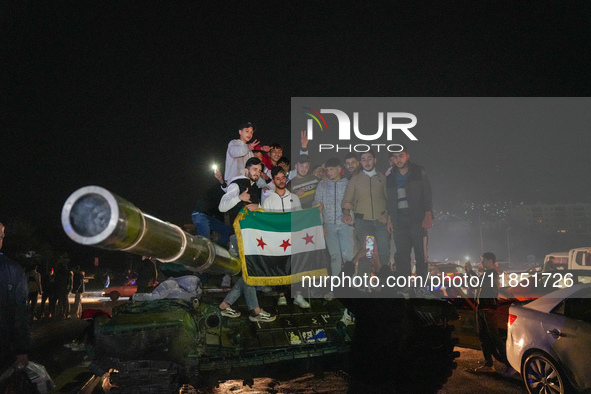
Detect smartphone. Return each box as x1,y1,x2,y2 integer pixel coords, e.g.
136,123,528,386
365,236,375,259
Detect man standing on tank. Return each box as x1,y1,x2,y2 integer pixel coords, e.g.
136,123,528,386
218,158,276,322
386,148,433,281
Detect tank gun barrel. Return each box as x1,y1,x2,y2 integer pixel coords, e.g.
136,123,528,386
61,186,241,276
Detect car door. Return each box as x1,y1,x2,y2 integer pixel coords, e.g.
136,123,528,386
541,292,591,390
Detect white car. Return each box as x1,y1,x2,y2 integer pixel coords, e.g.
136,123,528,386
506,284,591,393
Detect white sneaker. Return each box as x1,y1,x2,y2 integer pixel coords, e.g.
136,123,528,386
277,296,287,306
249,310,276,322
220,306,241,318
294,294,310,308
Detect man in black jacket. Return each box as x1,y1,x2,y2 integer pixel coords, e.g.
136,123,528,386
0,222,31,370
474,252,516,376
386,149,433,280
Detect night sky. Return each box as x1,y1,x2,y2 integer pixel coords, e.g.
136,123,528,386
2,2,591,262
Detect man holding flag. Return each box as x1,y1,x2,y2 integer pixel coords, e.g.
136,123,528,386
262,166,310,308
218,157,276,322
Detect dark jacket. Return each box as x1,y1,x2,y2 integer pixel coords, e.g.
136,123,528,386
227,177,262,224
475,268,500,310
193,182,227,221
387,162,433,229
0,254,31,359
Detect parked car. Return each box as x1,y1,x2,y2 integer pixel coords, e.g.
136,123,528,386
506,284,591,393
499,269,591,301
102,279,138,301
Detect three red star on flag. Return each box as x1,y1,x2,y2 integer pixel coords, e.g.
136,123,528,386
256,235,313,252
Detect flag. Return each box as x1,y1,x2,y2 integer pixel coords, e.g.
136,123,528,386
234,206,328,286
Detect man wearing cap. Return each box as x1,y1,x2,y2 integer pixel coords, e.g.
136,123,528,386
386,149,433,281
224,122,270,185
287,155,319,209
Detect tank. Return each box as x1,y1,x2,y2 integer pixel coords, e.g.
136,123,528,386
62,186,459,393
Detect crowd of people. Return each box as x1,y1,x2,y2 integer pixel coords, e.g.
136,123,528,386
0,121,518,381
188,121,520,378
20,260,86,321
189,121,435,322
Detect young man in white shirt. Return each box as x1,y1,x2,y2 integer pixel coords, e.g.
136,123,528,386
261,167,309,308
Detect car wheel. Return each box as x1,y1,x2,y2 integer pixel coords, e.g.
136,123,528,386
522,352,568,394
109,291,120,301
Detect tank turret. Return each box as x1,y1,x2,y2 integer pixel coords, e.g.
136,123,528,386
61,185,241,276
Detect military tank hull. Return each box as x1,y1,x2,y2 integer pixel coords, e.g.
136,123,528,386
62,186,458,393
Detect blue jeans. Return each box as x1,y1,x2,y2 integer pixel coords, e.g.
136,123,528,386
325,223,354,276
191,211,230,248
354,219,390,276
223,277,259,311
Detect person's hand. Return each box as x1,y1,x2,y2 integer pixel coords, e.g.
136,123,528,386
317,203,324,212
323,226,328,236
245,203,259,211
13,354,28,369
214,168,224,183
342,214,352,225
295,189,304,196
378,211,388,224
352,246,369,264
247,139,260,150
239,188,252,203
387,216,394,233
367,241,382,273
260,145,271,152
301,130,309,149
422,212,433,230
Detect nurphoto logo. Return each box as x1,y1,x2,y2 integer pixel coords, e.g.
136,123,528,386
302,107,418,153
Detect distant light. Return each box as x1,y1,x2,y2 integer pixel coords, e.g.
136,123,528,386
465,256,470,261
